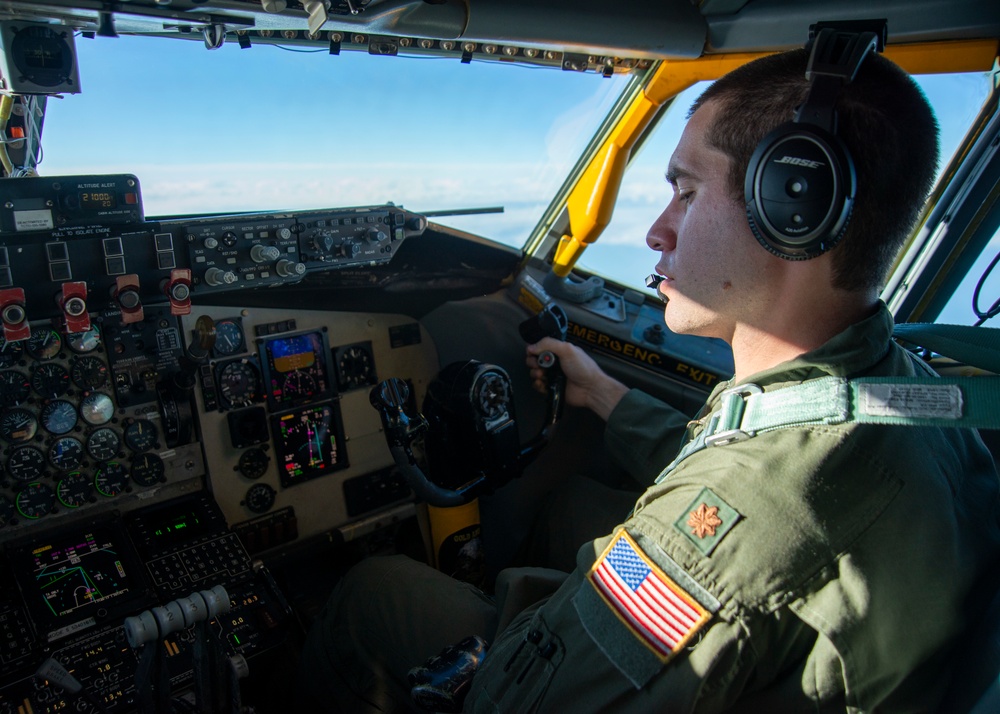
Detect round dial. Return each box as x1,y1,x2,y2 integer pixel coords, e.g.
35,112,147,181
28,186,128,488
67,327,102,354
40,399,78,435
9,25,75,88
0,408,37,444
80,392,115,426
124,420,158,452
213,318,246,356
281,370,316,398
57,471,93,508
94,461,129,497
218,360,262,409
7,446,46,482
31,362,70,398
337,344,377,390
244,482,276,514
0,370,31,408
15,482,55,519
238,448,269,480
86,427,121,461
130,452,165,486
0,494,15,527
0,336,23,368
49,436,84,471
71,356,109,390
474,372,510,420
26,328,62,361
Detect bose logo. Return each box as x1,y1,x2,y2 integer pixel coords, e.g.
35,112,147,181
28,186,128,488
775,156,825,169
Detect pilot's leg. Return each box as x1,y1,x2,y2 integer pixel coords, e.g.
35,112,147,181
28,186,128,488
299,554,499,713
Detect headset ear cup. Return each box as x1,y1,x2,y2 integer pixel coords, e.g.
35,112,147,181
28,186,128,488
744,122,855,260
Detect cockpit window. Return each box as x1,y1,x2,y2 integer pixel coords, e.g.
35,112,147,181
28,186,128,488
38,34,630,248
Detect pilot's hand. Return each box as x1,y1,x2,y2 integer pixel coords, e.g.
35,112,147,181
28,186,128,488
526,338,628,421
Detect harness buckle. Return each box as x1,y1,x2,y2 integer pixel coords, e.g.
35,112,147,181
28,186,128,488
704,383,762,448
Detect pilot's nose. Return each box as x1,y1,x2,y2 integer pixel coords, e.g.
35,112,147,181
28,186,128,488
646,204,677,253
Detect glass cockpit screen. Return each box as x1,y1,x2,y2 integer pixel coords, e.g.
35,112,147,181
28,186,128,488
259,330,335,408
271,402,348,487
12,521,145,636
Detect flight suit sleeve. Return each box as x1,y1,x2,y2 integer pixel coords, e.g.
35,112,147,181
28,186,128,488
466,529,825,713
604,389,691,487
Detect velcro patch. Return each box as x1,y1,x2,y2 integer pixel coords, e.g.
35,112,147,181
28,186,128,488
588,530,711,661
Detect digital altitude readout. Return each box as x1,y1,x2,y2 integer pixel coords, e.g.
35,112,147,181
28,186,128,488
79,191,117,209
260,330,335,408
271,403,348,487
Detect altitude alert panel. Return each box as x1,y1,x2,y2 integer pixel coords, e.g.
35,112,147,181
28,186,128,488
0,22,80,94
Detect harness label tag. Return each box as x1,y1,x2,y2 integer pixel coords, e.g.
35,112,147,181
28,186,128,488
857,383,963,420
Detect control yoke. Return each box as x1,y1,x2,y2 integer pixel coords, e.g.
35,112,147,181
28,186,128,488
369,303,569,507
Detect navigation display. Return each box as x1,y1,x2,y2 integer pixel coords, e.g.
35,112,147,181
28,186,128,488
271,402,348,487
11,521,147,636
259,330,335,408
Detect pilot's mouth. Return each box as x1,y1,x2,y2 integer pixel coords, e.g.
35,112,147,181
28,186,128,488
645,274,669,304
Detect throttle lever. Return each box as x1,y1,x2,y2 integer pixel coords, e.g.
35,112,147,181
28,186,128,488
370,378,485,507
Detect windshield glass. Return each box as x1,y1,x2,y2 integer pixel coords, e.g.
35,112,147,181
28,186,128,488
39,34,630,248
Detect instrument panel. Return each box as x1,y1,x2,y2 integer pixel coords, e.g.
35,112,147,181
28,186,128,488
0,174,440,711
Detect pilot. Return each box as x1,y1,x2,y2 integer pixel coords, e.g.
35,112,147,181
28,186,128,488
299,45,1000,711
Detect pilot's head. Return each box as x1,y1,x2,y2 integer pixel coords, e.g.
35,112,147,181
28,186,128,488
691,48,939,293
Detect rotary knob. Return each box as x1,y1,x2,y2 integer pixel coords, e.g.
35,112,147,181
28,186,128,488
205,267,238,287
276,259,306,278
250,244,281,263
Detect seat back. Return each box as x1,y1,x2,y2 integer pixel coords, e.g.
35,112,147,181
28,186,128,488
938,582,1000,713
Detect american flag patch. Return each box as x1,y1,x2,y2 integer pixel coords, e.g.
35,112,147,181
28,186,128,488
589,531,711,660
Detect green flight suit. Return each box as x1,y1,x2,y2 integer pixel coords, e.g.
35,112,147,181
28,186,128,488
301,303,1000,712
465,303,1000,712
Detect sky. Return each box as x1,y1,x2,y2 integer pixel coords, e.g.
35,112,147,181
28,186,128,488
37,33,998,324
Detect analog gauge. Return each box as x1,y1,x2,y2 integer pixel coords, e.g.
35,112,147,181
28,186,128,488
0,370,31,408
7,446,46,482
243,482,276,514
0,336,23,368
70,356,109,390
8,24,76,89
26,327,62,361
94,461,129,497
57,471,93,508
214,318,246,356
130,452,165,486
217,360,262,409
67,327,101,354
238,447,269,480
474,372,510,420
80,392,115,426
336,343,377,391
31,362,70,398
15,482,55,519
86,427,121,461
124,419,157,452
49,436,84,471
40,399,78,435
0,494,14,526
0,408,37,443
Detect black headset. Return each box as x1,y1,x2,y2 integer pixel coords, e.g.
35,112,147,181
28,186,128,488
744,22,885,260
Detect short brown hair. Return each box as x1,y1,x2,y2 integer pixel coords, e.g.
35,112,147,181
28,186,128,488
690,49,939,292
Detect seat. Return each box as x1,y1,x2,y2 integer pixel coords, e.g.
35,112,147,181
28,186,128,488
938,581,1000,713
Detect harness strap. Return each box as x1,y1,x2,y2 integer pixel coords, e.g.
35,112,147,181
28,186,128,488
654,323,1000,483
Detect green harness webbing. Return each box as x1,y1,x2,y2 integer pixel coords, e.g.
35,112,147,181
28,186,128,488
655,323,1000,483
